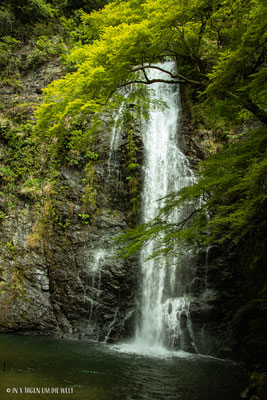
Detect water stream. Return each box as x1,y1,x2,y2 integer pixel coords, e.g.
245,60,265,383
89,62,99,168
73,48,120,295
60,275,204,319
126,61,199,354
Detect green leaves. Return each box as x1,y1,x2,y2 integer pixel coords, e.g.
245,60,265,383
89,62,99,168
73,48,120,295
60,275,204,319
33,0,267,146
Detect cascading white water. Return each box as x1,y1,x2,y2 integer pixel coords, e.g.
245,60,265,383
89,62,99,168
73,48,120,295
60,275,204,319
132,61,197,353
107,105,124,181
86,249,106,339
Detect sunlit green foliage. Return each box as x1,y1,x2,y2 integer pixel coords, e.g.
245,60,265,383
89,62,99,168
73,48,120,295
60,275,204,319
34,0,266,148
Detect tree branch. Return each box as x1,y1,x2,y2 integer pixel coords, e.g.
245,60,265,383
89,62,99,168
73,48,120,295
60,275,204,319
130,65,202,85
118,79,184,88
159,208,202,231
228,91,267,124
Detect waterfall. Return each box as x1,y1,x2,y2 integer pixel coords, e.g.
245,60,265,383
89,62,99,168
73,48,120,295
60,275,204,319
131,61,198,354
93,60,215,355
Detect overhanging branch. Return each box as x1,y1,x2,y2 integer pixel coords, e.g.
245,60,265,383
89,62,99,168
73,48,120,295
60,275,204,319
131,65,202,85
118,79,184,88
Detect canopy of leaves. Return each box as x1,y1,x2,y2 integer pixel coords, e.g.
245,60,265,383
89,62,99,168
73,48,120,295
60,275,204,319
34,0,266,146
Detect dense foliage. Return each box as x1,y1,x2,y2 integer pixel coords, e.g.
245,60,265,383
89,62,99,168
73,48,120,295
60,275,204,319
35,0,266,138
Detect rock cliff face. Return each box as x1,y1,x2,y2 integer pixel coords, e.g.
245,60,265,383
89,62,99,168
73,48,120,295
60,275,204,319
0,131,141,340
0,145,140,341
0,58,142,340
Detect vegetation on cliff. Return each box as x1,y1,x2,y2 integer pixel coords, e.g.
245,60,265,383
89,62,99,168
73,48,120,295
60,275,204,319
0,0,266,334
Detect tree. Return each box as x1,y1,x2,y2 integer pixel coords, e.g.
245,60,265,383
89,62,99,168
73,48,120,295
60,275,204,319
35,0,267,144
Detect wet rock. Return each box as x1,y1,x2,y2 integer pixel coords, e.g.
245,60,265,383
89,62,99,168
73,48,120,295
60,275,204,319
0,60,141,341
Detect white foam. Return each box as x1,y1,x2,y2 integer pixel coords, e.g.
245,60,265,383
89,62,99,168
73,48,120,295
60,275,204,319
112,341,192,359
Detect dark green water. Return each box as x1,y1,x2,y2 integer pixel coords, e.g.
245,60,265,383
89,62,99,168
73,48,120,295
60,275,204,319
0,334,247,400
